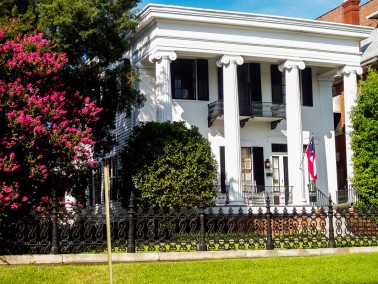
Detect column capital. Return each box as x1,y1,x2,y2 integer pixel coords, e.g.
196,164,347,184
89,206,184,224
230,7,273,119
216,55,244,67
278,60,305,72
337,65,363,77
149,50,177,63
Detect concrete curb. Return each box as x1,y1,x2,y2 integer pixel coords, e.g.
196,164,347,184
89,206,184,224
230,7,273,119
1,247,377,265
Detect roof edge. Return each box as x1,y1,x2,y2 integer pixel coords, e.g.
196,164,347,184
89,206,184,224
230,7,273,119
137,4,373,39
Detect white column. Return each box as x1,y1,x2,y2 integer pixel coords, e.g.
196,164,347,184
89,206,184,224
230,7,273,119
149,50,177,122
279,60,306,205
216,55,244,203
318,75,338,202
337,65,362,185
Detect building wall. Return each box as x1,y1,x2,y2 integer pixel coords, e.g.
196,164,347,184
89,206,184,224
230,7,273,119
316,0,378,189
137,59,335,197
316,6,344,23
360,0,378,27
317,0,378,27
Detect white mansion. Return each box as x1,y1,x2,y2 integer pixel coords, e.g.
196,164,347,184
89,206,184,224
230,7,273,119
91,4,372,207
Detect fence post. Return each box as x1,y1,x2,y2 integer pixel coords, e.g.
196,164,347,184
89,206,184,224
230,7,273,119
127,191,136,253
51,190,59,254
328,195,336,248
266,196,274,250
199,196,207,251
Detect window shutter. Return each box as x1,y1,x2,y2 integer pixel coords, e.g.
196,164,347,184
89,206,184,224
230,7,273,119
217,67,223,100
220,146,226,193
252,147,265,189
197,59,209,101
301,67,313,107
249,63,262,102
271,65,283,103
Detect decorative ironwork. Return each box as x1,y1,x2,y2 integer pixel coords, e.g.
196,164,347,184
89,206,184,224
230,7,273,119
208,100,286,127
271,119,283,130
250,101,286,119
243,185,293,206
308,184,328,207
240,118,250,128
208,100,224,127
336,185,360,204
1,197,377,255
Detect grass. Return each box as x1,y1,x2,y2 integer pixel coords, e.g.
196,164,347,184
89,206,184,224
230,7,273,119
0,253,377,284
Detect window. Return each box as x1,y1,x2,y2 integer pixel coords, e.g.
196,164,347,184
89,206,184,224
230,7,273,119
238,63,262,116
171,59,209,100
237,63,262,102
271,144,288,153
104,156,117,201
271,65,285,103
218,63,261,115
271,65,313,107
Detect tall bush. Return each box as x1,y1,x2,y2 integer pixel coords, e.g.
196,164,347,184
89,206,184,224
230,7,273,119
350,68,378,206
0,25,101,211
123,121,218,208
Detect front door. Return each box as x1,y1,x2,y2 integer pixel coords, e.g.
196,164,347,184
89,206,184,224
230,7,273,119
241,147,265,192
272,155,290,205
241,147,253,189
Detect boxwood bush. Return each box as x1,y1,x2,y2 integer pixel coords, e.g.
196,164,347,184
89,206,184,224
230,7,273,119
123,121,218,208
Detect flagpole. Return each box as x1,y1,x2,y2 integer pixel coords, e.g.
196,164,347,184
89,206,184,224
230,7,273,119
104,164,113,284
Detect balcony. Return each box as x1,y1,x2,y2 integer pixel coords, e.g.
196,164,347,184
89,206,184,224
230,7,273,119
208,100,286,128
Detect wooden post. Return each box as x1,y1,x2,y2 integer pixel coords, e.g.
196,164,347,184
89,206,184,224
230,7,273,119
104,163,113,284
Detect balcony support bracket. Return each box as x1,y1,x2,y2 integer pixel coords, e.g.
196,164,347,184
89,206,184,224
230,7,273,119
271,119,283,130
240,118,250,128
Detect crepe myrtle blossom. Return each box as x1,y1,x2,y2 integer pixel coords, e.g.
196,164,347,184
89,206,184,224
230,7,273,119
0,25,102,211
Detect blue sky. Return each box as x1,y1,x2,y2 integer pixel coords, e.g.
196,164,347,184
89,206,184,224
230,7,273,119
138,0,369,20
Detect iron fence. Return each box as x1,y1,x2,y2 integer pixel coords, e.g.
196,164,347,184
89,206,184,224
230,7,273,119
1,196,377,255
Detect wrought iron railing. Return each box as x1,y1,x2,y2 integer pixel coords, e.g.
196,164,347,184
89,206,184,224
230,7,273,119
208,100,286,127
309,184,329,207
337,185,360,204
243,185,293,206
2,196,376,255
208,100,224,127
250,101,286,119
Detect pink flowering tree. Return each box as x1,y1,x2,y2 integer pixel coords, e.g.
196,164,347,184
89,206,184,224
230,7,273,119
0,24,101,212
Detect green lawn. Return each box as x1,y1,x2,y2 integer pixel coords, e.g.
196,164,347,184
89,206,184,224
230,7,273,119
0,253,377,284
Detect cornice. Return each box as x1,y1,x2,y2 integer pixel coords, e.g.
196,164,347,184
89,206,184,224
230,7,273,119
137,4,372,39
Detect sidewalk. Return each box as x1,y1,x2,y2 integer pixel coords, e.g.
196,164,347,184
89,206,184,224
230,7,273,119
1,247,377,265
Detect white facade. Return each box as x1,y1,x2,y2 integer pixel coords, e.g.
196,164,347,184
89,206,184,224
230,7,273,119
124,4,371,206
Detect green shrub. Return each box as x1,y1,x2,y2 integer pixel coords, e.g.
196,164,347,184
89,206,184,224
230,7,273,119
350,68,378,206
123,121,218,208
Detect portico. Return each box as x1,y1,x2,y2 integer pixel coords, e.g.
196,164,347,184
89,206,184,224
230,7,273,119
131,4,371,206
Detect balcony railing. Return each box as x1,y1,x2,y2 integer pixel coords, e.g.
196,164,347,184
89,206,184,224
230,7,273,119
243,185,293,206
309,184,328,208
208,100,224,127
336,185,360,204
208,100,286,127
249,101,286,118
